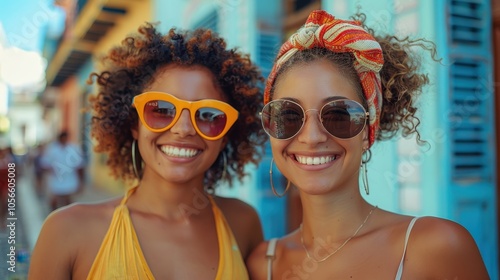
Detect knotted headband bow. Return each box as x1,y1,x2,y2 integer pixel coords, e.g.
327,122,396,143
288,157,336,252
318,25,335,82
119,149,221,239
263,10,384,146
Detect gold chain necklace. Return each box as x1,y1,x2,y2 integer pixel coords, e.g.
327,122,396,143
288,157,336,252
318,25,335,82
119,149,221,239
300,206,377,263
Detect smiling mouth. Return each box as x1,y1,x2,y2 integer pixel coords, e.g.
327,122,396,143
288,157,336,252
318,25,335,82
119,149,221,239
295,155,339,165
160,146,200,158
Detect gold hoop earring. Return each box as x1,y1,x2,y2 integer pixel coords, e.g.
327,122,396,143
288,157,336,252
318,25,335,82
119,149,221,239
221,152,227,181
269,158,290,197
361,149,371,195
132,139,142,178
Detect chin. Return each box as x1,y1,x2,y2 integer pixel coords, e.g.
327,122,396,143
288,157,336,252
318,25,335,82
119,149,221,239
295,180,335,195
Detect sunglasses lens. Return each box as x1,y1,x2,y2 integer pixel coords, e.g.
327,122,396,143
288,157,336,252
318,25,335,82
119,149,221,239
261,100,304,139
144,100,176,129
261,99,367,140
195,107,228,137
321,100,367,138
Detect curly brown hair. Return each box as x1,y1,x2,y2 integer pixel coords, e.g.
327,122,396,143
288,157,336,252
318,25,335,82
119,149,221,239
268,13,438,146
88,23,267,190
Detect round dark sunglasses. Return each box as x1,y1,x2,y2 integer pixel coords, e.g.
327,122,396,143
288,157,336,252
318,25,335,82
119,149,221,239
260,99,369,140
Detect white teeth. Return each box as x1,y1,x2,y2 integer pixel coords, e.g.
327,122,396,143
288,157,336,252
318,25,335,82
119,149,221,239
161,146,199,158
296,155,337,165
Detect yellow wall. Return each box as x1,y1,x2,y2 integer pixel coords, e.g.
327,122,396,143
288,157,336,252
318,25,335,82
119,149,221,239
88,0,152,194
94,1,153,61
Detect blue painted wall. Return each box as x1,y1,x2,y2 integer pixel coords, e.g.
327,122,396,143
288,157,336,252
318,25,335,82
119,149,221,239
325,0,498,278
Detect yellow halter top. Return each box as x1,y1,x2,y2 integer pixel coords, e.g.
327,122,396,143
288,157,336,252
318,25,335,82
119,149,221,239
86,187,249,279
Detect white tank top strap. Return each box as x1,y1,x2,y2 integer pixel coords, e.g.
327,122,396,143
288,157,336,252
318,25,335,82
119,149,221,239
395,217,419,280
266,238,279,280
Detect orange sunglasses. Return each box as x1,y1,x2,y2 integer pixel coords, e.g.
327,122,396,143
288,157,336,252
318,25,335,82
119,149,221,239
132,91,239,140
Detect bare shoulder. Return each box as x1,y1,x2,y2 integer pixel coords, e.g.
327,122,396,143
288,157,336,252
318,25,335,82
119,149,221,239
248,231,297,280
34,197,122,250
214,196,263,259
214,196,259,220
44,197,121,234
29,196,122,279
214,196,263,226
404,216,489,279
247,240,273,280
409,216,480,250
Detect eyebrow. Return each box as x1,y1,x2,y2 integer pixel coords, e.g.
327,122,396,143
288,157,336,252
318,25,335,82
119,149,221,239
280,96,347,104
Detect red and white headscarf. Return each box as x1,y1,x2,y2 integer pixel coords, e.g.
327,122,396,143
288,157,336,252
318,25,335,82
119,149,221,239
263,10,384,147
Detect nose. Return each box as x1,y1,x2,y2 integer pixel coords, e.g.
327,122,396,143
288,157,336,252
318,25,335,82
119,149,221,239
169,109,197,138
296,109,328,143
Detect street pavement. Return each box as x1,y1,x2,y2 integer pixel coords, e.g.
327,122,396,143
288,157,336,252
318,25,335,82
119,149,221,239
0,164,119,279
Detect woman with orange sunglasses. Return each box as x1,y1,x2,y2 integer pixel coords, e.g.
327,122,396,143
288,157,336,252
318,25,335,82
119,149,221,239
29,24,267,279
248,10,489,280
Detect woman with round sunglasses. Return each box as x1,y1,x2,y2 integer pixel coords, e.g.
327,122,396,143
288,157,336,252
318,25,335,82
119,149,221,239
248,10,489,280
29,24,267,279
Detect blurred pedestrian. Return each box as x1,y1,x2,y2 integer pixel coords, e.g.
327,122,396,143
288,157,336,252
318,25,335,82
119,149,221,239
0,145,14,224
32,143,47,198
40,131,85,210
